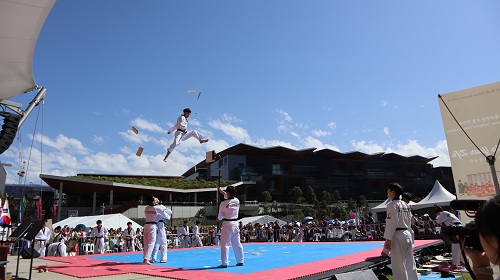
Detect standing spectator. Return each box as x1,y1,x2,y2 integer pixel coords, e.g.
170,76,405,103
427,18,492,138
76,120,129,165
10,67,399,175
382,183,418,280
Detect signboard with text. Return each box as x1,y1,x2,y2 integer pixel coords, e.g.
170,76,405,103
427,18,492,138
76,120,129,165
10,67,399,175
439,82,500,200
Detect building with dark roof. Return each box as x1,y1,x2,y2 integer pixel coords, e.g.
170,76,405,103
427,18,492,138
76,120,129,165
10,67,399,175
38,143,454,220
183,143,454,201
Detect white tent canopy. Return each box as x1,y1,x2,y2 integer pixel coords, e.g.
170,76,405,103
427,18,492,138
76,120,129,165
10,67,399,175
238,215,286,226
372,198,417,213
412,180,456,210
54,213,142,231
0,0,56,99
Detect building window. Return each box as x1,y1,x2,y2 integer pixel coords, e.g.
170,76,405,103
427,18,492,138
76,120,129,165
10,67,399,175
272,164,286,175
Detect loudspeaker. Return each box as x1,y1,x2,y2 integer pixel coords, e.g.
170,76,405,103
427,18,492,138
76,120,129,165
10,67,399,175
20,248,39,259
332,269,378,280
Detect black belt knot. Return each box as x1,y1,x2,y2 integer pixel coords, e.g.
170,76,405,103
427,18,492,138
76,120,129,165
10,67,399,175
177,129,186,133
158,220,164,223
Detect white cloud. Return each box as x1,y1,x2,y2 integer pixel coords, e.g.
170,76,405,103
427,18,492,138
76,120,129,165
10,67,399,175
92,135,105,145
381,100,389,107
207,120,251,143
131,117,165,134
32,133,89,155
302,136,340,151
350,139,450,166
276,109,293,133
327,122,336,130
383,127,390,135
311,130,331,137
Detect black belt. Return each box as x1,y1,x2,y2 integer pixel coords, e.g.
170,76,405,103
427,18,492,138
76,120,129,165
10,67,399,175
177,129,186,133
453,222,461,225
396,228,408,231
145,222,157,224
94,236,104,238
158,220,164,223
223,219,238,221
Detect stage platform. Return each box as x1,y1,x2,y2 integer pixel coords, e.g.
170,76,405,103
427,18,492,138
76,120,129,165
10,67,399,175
38,240,441,280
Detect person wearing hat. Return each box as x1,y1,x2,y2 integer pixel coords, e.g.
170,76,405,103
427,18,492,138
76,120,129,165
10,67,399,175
177,220,190,248
382,183,418,280
216,185,244,268
191,220,203,247
163,108,209,162
91,220,108,254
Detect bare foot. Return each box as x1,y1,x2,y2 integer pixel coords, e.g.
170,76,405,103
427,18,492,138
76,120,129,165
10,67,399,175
200,139,209,144
143,259,151,265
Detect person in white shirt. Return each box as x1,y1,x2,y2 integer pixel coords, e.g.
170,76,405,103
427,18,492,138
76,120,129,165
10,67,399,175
34,220,51,257
123,222,136,252
151,204,172,263
216,185,244,268
143,195,170,265
47,226,67,257
435,206,463,269
382,183,418,280
163,108,208,162
191,221,203,247
91,220,107,254
177,220,190,248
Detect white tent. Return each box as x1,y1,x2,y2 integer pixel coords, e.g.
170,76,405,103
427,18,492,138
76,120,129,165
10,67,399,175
412,180,456,210
54,213,142,231
238,215,286,226
371,198,417,213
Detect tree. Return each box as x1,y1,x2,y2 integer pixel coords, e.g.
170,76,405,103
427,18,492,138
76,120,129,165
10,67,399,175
359,195,370,214
330,202,348,220
260,191,272,203
320,191,331,204
332,190,341,202
290,186,304,204
303,186,318,205
347,198,356,210
195,208,206,218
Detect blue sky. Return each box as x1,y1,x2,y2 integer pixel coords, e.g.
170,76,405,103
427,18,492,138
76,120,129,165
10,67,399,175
1,0,500,185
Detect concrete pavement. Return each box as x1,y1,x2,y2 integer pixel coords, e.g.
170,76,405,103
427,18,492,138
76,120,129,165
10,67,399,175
5,254,175,280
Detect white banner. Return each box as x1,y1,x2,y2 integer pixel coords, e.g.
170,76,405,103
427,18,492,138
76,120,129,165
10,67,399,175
438,82,500,200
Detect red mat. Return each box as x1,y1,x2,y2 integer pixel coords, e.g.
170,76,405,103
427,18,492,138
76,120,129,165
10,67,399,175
38,240,439,280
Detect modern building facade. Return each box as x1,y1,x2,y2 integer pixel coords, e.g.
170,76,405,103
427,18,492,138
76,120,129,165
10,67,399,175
183,144,454,202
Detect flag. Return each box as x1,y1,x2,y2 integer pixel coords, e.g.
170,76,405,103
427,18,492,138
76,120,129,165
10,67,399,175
37,197,42,220
0,198,9,241
52,202,57,223
1,198,11,226
19,196,26,223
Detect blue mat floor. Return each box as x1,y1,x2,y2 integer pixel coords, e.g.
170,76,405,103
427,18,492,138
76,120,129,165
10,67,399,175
92,242,384,274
